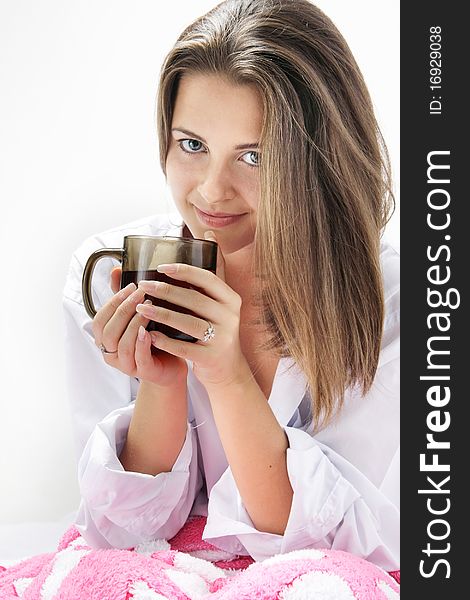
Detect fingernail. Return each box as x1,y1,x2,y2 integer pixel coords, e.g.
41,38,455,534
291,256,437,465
138,325,146,341
119,282,136,296
127,288,142,302
157,264,177,273
143,299,153,305
138,281,157,291
136,303,153,317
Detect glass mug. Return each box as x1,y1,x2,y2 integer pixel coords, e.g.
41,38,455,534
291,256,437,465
82,235,218,343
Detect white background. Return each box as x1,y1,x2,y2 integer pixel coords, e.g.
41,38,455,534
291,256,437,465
0,0,399,525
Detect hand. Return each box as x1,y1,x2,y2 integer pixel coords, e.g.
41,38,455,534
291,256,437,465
135,231,248,390
92,268,188,388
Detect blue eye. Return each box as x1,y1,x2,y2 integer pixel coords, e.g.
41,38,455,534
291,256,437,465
242,151,260,167
179,139,205,153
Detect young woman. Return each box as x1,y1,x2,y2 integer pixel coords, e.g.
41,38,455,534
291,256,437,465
63,0,399,572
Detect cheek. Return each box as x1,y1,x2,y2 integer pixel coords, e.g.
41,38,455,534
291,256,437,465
238,175,260,211
166,151,193,199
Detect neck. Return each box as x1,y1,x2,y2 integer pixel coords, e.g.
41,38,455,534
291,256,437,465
223,243,255,294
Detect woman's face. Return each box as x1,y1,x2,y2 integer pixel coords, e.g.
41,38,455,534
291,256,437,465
165,73,263,255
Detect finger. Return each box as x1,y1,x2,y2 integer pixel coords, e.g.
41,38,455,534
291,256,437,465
137,279,225,323
92,282,137,343
149,330,209,363
110,267,122,294
136,302,210,342
116,302,152,370
100,287,146,350
203,230,225,282
142,263,230,304
134,325,154,373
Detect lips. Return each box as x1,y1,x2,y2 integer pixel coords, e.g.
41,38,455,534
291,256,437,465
194,206,246,228
196,207,243,218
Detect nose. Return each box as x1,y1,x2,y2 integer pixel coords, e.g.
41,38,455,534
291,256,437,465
197,160,235,206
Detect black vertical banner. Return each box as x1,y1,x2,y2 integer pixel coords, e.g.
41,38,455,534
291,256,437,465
401,1,466,597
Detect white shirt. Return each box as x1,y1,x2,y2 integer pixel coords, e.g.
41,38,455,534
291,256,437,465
63,211,400,571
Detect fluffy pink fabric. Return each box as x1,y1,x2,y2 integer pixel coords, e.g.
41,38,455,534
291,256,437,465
0,516,399,598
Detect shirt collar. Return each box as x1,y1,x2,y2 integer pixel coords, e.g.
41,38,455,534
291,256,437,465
163,212,185,237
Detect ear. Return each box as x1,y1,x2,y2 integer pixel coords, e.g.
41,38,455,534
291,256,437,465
204,230,225,282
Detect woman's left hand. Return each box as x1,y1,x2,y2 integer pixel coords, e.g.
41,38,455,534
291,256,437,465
135,231,247,390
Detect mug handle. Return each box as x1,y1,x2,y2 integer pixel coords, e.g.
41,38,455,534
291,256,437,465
82,248,123,318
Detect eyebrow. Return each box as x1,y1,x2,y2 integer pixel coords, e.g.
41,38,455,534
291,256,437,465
171,128,259,150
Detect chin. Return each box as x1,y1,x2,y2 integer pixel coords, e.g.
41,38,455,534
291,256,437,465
219,234,255,255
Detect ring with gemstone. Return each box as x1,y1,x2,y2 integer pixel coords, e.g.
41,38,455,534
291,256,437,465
99,343,118,354
202,320,215,342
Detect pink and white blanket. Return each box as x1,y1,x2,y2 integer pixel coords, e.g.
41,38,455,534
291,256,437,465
0,516,399,599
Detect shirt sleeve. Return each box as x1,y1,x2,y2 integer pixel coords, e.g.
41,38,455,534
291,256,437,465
202,430,399,571
75,404,203,548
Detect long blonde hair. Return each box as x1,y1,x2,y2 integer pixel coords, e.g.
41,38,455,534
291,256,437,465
157,0,394,427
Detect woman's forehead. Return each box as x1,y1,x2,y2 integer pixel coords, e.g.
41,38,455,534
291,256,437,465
171,73,263,142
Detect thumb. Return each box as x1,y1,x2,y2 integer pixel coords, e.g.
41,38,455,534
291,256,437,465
110,266,122,294
204,230,225,282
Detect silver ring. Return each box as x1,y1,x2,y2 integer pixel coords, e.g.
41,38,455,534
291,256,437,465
202,320,215,342
99,343,118,355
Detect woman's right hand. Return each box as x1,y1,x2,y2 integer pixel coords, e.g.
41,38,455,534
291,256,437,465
91,267,188,387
